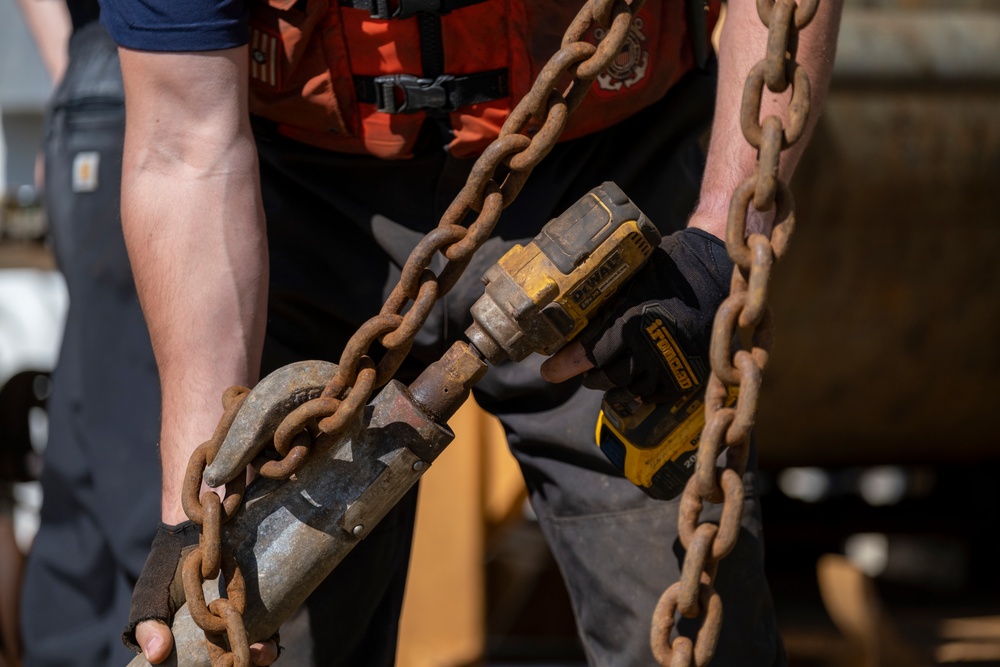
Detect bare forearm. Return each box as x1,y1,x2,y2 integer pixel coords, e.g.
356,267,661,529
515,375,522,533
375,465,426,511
15,0,71,84
689,0,843,238
120,48,268,524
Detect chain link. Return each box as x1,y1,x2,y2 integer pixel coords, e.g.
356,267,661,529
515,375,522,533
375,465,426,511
650,0,818,664
180,387,251,667
181,0,646,659
266,0,642,471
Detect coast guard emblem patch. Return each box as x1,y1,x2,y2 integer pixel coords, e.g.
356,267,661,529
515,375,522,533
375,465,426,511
592,14,650,98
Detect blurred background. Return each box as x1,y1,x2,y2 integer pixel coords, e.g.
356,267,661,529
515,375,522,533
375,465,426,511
1,0,998,666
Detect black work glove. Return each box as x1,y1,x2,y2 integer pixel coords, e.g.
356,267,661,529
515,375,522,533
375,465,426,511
579,228,732,402
122,521,200,653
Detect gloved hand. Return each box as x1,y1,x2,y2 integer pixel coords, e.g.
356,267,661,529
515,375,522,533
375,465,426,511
541,227,732,400
123,522,199,656
123,522,280,665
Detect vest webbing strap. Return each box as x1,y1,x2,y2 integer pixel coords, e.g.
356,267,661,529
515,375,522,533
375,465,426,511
340,0,487,20
355,69,509,114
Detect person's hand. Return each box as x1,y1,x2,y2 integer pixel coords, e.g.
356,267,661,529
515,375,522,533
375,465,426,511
124,523,279,665
541,228,732,400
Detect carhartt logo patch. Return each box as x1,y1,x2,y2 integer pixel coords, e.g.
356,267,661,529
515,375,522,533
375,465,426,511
591,12,650,98
72,152,99,193
249,26,281,88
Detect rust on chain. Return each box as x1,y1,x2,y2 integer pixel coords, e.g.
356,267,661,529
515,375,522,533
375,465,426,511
650,584,683,666
677,469,744,561
709,295,750,386
507,93,570,172
764,0,796,91
203,360,338,487
183,551,228,635
182,0,652,660
249,0,646,485
274,402,334,456
470,135,535,210
677,529,718,617
317,362,377,435
724,178,759,268
740,61,812,151
756,118,784,209
692,408,734,503
740,235,775,327
382,274,440,350
182,550,249,667
653,0,819,663
757,0,819,29
216,603,250,667
258,433,311,480
177,386,254,666
200,492,223,579
443,194,503,261
651,582,723,667
182,408,248,524
728,353,764,444
396,228,466,296
576,4,634,81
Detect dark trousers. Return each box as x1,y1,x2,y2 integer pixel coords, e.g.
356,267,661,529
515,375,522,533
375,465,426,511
20,22,162,667
257,56,785,667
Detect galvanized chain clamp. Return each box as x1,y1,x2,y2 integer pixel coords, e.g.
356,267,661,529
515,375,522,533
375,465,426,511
649,0,818,665
180,1,644,663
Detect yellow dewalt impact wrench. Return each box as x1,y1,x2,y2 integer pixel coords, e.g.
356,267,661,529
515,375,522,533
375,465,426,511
465,181,728,501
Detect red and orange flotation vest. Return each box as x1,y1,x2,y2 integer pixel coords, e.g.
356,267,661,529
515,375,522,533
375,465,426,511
248,0,720,159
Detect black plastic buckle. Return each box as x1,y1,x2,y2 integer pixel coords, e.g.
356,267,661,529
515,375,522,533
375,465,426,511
373,74,453,114
367,0,442,19
396,0,442,18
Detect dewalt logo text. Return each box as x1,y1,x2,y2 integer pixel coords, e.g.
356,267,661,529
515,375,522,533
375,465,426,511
570,252,627,310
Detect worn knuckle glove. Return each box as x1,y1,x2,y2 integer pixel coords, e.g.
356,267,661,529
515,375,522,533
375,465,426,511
580,227,733,402
122,521,200,653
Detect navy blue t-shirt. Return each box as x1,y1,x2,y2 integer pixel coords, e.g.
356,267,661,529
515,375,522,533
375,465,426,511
100,0,250,51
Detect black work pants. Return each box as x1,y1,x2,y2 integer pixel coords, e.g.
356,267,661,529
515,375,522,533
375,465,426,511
20,22,162,667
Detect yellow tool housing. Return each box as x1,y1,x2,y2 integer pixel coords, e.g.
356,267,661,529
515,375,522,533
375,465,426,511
466,182,660,365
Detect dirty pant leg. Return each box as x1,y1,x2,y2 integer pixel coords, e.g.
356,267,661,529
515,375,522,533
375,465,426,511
475,362,786,667
20,22,162,667
456,62,786,666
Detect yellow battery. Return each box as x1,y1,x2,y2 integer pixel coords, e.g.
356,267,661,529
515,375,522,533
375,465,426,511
596,386,739,500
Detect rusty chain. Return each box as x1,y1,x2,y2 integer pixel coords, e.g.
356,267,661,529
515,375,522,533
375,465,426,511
180,1,645,663
181,386,251,667
265,0,644,467
649,0,818,665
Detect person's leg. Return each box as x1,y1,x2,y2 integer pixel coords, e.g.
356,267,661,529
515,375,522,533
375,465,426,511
459,64,785,666
475,370,784,666
20,22,161,667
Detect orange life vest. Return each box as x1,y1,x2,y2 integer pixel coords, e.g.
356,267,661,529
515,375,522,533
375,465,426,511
247,0,720,160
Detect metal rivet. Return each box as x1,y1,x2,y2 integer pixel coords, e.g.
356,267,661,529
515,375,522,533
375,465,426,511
413,461,426,472
353,524,364,536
